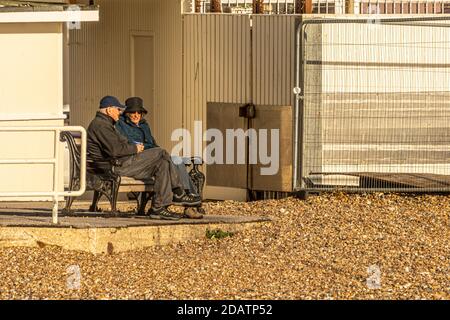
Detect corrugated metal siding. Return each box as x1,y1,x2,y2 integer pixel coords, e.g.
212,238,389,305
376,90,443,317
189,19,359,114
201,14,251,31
252,14,296,106
183,14,296,130
69,0,183,150
182,14,251,136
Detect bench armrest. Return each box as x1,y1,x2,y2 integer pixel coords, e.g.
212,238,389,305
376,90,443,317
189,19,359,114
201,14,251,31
190,156,204,165
87,159,122,174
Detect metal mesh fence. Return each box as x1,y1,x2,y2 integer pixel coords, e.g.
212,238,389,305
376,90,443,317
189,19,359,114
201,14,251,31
298,17,450,192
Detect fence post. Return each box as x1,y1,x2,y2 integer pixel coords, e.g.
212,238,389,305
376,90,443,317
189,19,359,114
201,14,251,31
295,0,301,13
195,0,201,13
253,0,263,13
211,0,222,12
294,0,313,14
346,0,355,14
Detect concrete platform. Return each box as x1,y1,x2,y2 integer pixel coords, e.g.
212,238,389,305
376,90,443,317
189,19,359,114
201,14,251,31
0,203,270,254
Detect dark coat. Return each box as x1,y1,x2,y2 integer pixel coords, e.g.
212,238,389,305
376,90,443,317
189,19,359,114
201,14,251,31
87,112,137,161
115,115,158,150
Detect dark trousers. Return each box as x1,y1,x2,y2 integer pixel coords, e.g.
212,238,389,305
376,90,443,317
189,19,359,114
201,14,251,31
115,147,183,208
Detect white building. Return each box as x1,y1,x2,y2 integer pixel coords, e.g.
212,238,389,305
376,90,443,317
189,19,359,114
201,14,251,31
0,1,98,209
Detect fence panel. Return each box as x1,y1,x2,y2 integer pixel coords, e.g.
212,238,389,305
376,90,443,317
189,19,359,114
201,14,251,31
299,17,450,192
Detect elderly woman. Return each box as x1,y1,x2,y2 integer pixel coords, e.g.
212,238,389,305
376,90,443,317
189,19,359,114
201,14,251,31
116,97,200,200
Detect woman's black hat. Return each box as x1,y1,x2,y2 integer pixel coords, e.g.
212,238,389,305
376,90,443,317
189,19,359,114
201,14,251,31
124,97,148,114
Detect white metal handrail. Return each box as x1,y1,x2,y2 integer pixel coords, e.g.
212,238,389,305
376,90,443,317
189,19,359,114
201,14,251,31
0,126,87,224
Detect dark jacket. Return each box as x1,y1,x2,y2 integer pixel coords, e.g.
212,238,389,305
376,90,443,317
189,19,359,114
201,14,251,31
115,115,157,150
87,112,137,161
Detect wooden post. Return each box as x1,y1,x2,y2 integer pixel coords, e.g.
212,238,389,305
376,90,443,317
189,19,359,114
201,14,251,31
294,0,313,14
294,0,302,13
304,0,313,14
346,0,355,14
211,0,222,13
253,0,264,14
195,0,201,13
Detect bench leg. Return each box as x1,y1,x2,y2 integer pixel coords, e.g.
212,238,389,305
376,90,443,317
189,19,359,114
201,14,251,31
136,192,153,216
62,178,80,215
62,196,74,215
89,191,102,212
189,164,205,199
109,177,121,214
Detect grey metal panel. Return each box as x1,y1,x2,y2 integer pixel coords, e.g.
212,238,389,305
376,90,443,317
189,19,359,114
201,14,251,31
206,102,248,189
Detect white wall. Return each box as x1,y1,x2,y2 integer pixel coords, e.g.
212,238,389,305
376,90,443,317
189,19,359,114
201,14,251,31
0,23,63,116
69,0,183,151
0,23,65,201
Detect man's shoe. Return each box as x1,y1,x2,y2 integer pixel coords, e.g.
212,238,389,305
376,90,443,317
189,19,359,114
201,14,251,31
172,192,201,206
148,207,181,220
189,193,201,201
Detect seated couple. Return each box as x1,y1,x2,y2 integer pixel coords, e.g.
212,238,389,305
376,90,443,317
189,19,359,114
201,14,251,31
86,95,201,220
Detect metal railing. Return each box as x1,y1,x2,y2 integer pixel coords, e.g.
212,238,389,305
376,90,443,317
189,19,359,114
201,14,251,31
356,1,450,14
0,126,87,224
294,16,450,193
188,0,450,14
192,0,345,14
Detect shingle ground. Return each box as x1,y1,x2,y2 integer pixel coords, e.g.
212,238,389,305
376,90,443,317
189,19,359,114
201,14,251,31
0,193,448,299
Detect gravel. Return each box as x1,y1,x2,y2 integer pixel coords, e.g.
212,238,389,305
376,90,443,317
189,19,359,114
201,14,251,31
0,192,448,300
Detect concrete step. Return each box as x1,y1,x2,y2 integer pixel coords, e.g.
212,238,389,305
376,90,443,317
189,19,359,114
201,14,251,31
0,206,269,254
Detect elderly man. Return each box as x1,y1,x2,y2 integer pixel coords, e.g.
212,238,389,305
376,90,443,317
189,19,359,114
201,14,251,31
116,97,200,199
87,95,200,220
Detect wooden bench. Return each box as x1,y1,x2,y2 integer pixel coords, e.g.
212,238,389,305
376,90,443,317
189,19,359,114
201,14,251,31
61,132,205,216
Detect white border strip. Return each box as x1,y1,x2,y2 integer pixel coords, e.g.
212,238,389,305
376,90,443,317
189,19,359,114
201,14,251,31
0,113,67,121
0,10,99,23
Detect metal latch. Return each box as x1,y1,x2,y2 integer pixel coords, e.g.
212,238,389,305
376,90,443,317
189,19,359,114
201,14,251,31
239,103,256,119
293,87,303,100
